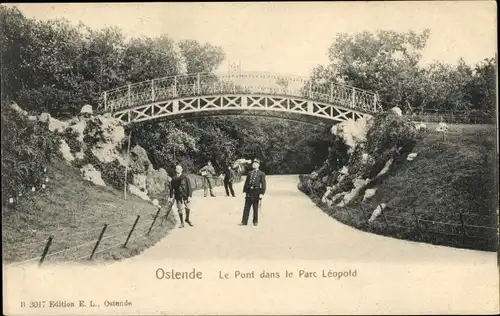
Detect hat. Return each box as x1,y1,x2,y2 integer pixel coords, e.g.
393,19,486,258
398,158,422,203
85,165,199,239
252,158,261,164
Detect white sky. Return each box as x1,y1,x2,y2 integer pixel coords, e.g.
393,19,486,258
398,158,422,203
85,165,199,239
7,2,497,77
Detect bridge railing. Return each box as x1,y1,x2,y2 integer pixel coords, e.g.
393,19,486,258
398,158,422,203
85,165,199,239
98,71,381,114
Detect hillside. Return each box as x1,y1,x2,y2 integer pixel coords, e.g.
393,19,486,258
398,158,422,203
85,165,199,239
2,155,176,264
301,122,498,251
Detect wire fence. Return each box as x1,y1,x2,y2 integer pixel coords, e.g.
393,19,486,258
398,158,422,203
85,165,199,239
5,174,243,267
406,109,494,124
301,178,498,251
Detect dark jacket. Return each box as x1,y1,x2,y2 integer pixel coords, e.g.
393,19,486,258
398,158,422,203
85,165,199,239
169,173,192,201
224,169,236,182
243,169,266,196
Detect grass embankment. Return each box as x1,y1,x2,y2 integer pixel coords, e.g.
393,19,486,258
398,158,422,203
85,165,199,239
309,124,498,251
2,157,175,264
2,157,234,265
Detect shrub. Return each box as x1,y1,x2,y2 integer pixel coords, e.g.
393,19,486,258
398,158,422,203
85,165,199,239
1,105,62,204
60,128,82,154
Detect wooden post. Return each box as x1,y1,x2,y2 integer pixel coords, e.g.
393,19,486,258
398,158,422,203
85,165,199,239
412,206,421,232
103,91,107,112
373,94,377,112
459,213,467,237
151,79,155,102
123,215,140,248
382,212,390,229
89,224,108,260
127,84,131,107
309,81,312,98
38,236,53,266
147,209,161,236
124,133,132,200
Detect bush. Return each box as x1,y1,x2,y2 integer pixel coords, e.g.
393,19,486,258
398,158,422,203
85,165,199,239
365,112,418,157
1,105,62,204
60,128,82,154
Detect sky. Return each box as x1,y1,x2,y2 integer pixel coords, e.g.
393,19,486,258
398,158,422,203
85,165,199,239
7,2,497,77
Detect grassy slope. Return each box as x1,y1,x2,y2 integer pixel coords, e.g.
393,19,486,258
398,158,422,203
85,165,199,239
316,123,499,251
2,156,175,264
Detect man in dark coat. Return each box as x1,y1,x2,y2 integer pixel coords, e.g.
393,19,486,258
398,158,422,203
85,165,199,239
169,164,193,228
240,158,266,226
223,165,236,197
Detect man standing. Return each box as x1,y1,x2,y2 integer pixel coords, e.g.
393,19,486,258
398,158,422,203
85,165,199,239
199,161,216,197
223,165,236,197
169,165,194,228
241,158,266,226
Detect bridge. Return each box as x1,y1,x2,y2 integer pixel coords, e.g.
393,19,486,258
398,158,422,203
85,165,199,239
98,71,382,125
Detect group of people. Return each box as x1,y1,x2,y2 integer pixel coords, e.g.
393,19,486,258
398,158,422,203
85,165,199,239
167,159,266,228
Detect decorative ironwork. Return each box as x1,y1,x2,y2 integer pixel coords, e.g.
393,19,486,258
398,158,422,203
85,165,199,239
99,71,381,124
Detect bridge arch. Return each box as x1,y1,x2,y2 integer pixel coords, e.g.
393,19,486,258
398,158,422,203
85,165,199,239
98,71,381,125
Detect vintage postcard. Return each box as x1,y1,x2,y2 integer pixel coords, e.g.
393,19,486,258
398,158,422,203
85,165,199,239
2,1,498,315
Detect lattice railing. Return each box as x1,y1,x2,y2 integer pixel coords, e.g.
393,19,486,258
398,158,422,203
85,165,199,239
99,71,381,114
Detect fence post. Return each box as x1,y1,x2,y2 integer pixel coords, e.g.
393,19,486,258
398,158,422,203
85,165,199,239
127,84,131,107
412,206,421,234
151,79,155,102
381,212,390,230
124,132,132,200
38,236,53,266
459,213,467,237
147,209,161,236
103,91,107,112
123,215,140,248
89,224,108,260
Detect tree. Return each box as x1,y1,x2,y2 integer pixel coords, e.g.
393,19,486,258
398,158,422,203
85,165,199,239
177,40,225,74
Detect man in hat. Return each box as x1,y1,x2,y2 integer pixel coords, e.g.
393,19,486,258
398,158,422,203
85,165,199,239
199,161,216,197
240,158,266,226
168,164,194,228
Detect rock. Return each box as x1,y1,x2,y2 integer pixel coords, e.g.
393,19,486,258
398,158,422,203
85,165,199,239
339,166,349,175
9,103,26,116
436,122,448,132
27,115,37,121
407,153,418,161
39,112,51,123
146,168,170,197
362,188,377,202
373,158,394,180
414,122,427,131
132,174,147,191
331,117,371,153
310,171,319,180
337,178,370,206
390,107,403,116
129,145,152,174
80,104,93,115
68,120,87,143
128,184,150,201
59,139,75,163
80,164,106,186
74,150,85,160
368,203,387,222
331,192,347,204
85,115,126,163
321,186,335,203
48,116,69,133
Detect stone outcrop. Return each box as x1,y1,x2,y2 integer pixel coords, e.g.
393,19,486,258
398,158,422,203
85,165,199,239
80,164,106,186
59,139,75,163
